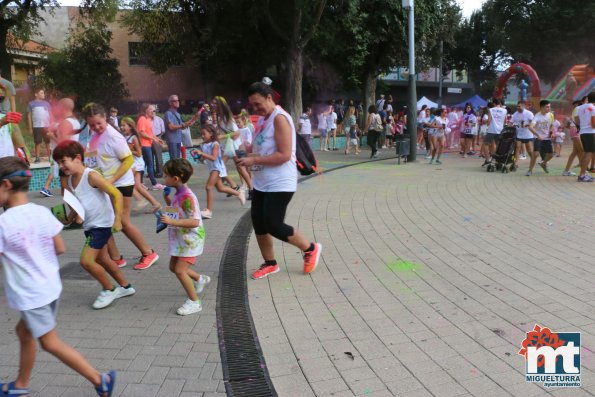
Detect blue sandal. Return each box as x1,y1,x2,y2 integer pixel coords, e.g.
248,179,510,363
0,381,29,396
95,370,116,397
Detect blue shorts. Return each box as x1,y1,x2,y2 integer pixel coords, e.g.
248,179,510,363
84,227,113,249
518,138,534,144
21,300,58,339
319,129,328,137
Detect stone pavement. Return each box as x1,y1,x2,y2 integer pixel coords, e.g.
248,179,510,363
0,148,381,396
248,148,595,397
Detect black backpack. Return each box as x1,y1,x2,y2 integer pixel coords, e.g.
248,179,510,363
295,133,318,176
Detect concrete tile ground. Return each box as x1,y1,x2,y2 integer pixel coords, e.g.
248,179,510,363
248,148,595,396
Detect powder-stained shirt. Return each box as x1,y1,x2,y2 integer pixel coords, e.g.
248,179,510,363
166,186,205,257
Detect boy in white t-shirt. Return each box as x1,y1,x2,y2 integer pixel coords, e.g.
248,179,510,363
53,140,136,310
0,156,117,397
527,100,554,175
510,101,534,171
575,93,595,182
326,106,338,150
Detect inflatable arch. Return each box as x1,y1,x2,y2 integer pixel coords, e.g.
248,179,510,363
493,63,541,108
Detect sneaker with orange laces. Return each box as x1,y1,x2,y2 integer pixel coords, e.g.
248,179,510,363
251,263,280,279
303,243,322,274
133,250,159,270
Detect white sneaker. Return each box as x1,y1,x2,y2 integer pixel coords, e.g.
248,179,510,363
562,171,577,176
177,299,202,316
425,154,432,159
195,275,211,294
116,285,136,298
200,209,213,219
237,189,246,206
92,289,120,309
520,155,527,160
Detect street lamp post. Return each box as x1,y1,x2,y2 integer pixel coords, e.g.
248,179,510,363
403,0,417,162
438,39,443,106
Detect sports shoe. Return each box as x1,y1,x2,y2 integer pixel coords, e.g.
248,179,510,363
303,243,322,274
424,154,431,159
578,175,594,182
114,256,127,268
34,157,40,164
237,189,246,206
435,160,442,165
92,289,120,309
177,299,202,316
150,183,165,190
40,188,53,197
201,209,213,219
195,275,211,294
251,264,280,279
429,159,434,164
520,154,527,160
116,285,136,298
525,171,532,176
562,171,577,176
539,162,549,173
482,160,490,166
133,250,159,270
467,151,475,156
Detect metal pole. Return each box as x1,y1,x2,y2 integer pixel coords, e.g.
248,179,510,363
405,0,417,162
438,40,443,106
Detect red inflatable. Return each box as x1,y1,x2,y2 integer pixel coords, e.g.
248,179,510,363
493,63,541,106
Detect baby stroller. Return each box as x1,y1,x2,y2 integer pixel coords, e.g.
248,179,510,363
486,126,516,173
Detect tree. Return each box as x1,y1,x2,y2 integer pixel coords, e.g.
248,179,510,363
0,0,59,79
37,6,128,106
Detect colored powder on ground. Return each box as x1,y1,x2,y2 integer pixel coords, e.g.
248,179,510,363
387,260,420,273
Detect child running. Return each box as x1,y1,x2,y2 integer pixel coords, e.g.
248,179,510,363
0,156,116,397
160,158,209,315
120,117,161,213
53,140,136,309
194,124,245,219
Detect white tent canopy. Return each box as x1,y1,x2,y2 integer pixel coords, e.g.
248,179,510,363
416,96,439,110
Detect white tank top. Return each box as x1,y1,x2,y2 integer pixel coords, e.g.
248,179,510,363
66,117,81,142
252,106,297,192
68,168,115,230
0,120,14,158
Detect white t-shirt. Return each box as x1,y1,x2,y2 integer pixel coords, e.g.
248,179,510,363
65,117,81,142
511,109,534,139
68,168,115,230
26,100,51,128
252,106,297,192
0,118,14,158
461,113,478,135
0,203,63,310
531,112,554,140
167,186,204,257
317,113,327,131
326,112,337,130
488,107,507,134
86,124,134,187
299,113,312,135
576,103,595,134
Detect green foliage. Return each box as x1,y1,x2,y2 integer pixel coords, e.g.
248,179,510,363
37,22,128,107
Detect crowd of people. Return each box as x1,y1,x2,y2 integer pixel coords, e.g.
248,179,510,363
0,78,323,396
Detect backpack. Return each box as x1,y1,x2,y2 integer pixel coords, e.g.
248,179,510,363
295,133,318,176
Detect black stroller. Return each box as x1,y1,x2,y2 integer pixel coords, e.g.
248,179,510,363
486,126,517,173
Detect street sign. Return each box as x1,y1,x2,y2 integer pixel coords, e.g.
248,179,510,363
447,87,462,93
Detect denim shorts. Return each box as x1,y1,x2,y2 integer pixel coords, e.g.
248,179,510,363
84,227,113,249
21,300,58,338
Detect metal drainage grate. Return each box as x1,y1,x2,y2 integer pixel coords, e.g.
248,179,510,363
216,210,277,397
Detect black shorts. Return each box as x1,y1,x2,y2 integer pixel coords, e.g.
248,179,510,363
580,134,595,153
33,127,50,145
484,133,500,145
518,138,534,144
533,140,553,154
84,227,112,249
462,133,475,140
117,185,134,197
251,190,294,242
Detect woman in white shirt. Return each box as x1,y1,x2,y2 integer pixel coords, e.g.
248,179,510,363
428,108,448,164
237,82,322,280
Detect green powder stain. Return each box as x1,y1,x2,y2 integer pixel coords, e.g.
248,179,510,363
387,260,421,273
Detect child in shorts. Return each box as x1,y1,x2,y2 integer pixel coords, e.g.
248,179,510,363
0,156,116,396
53,140,136,310
159,158,209,315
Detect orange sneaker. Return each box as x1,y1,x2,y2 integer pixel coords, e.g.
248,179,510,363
114,256,127,268
303,243,322,274
133,250,159,270
251,264,280,279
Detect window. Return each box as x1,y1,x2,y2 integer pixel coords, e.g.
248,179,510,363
128,42,149,66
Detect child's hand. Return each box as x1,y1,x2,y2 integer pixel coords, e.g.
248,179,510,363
112,219,122,233
160,213,173,225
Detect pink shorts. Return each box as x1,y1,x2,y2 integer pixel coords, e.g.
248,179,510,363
173,256,197,265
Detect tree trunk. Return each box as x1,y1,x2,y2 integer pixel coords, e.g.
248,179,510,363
0,24,12,80
284,45,303,124
362,71,377,129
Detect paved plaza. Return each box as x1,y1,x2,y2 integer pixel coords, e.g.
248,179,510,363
1,146,595,396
